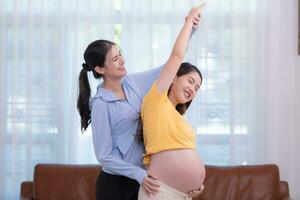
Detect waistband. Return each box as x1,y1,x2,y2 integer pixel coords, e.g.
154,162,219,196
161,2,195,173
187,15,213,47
158,180,191,200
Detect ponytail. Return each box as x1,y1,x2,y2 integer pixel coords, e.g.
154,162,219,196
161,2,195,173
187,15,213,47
77,40,115,132
77,69,91,132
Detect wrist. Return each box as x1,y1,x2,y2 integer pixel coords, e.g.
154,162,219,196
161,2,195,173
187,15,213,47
136,169,147,184
185,16,194,24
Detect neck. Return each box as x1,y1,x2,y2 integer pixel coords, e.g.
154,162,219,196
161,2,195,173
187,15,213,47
168,92,178,107
103,77,123,93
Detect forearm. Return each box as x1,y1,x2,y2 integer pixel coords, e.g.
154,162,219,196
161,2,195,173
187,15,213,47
156,19,194,91
156,5,203,92
100,155,147,184
171,19,194,60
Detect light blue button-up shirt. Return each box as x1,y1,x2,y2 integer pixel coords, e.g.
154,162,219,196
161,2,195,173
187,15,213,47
90,66,162,184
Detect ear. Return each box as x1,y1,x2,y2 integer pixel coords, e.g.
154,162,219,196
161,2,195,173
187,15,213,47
94,66,105,75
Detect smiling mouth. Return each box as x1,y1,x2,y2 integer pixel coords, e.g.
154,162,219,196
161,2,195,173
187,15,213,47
184,90,191,99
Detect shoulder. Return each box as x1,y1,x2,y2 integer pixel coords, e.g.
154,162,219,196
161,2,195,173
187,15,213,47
91,97,106,108
144,82,168,104
122,75,142,96
90,97,108,116
123,75,138,88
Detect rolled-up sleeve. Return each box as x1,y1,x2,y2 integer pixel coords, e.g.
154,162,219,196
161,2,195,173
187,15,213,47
91,99,147,184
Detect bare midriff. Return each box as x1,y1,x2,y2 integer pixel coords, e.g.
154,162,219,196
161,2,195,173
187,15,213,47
148,149,205,193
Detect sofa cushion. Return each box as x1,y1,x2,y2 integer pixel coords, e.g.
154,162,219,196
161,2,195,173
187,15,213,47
195,164,280,200
34,164,101,200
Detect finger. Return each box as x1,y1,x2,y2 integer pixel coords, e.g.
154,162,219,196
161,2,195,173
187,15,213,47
192,19,199,25
200,185,205,193
146,183,160,193
194,3,206,16
145,180,160,193
192,190,201,195
193,24,199,29
147,171,159,180
193,18,200,25
142,186,151,197
193,17,200,22
147,189,155,197
146,192,151,198
148,174,159,180
191,187,202,193
147,179,160,188
194,15,200,20
197,2,207,11
188,191,201,198
192,17,200,23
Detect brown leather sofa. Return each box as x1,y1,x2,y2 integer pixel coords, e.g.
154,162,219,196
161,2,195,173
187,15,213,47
20,164,290,200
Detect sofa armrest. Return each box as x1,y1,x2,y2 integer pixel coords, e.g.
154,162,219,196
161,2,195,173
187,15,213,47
20,181,33,200
279,181,290,200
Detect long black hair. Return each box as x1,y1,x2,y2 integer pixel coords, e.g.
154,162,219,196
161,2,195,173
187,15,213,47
136,62,203,142
77,40,115,132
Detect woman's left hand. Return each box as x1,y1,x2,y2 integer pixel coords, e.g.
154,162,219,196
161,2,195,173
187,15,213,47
185,3,206,29
187,184,205,198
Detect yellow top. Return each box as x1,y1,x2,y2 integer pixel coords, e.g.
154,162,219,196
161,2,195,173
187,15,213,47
141,82,196,165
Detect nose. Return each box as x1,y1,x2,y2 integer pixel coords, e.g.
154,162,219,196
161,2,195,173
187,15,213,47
119,55,125,64
188,88,194,97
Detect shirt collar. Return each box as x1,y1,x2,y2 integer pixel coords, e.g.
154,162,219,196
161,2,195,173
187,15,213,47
93,77,127,102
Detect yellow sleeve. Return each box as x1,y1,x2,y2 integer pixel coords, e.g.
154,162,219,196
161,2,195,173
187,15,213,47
143,81,168,106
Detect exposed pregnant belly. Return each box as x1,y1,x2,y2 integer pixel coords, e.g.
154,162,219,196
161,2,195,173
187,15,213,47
148,149,205,193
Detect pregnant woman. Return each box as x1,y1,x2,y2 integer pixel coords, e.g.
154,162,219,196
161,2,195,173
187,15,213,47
139,4,206,200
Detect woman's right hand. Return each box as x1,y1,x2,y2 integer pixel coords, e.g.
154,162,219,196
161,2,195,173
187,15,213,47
141,171,160,197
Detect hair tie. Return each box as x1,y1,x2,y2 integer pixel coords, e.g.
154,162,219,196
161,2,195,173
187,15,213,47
82,63,91,72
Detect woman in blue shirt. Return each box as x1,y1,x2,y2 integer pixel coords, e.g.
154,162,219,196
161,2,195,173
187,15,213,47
77,12,199,200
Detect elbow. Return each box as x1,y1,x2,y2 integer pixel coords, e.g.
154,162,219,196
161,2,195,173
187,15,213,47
98,157,110,167
95,156,104,165
171,50,185,61
169,52,184,63
96,153,109,166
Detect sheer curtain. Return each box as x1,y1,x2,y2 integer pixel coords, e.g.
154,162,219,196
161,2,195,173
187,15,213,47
0,0,299,199
250,0,300,199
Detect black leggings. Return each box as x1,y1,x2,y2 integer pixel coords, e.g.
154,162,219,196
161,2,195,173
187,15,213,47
95,171,140,200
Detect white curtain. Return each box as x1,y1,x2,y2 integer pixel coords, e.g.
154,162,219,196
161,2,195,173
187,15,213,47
251,0,300,199
0,0,299,199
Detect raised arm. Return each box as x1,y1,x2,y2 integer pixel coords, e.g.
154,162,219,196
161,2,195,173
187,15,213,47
127,26,198,97
156,4,205,93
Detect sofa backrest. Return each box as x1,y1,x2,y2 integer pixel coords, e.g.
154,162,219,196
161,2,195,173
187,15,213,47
29,164,285,200
196,164,280,200
33,164,101,200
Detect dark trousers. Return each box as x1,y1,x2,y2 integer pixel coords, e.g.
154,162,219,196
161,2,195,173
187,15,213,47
95,171,140,200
